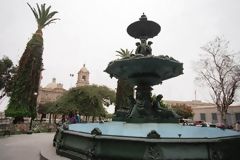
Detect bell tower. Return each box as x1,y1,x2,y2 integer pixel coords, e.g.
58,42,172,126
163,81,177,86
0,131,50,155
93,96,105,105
76,64,89,87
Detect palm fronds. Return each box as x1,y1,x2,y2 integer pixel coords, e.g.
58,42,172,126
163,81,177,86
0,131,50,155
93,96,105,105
116,49,133,58
27,3,59,30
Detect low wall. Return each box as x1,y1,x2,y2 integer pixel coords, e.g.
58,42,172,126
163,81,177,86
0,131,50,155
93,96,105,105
54,127,240,160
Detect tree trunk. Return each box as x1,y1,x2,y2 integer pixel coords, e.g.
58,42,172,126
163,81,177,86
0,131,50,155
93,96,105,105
115,79,134,113
92,116,95,123
49,113,52,124
220,112,227,126
61,115,65,123
87,116,89,122
29,117,33,131
40,114,45,123
53,114,57,124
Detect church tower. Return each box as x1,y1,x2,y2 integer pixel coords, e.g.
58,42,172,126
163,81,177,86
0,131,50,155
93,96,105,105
76,64,90,87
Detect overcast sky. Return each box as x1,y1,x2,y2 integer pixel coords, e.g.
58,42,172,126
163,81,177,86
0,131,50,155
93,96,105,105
1,0,240,111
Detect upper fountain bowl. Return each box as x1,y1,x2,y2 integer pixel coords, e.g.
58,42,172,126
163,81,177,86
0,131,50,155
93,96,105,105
127,13,161,39
105,55,183,86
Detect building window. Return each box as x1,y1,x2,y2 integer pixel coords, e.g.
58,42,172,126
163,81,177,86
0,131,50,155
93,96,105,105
235,113,240,122
200,113,206,121
212,113,218,123
82,75,86,81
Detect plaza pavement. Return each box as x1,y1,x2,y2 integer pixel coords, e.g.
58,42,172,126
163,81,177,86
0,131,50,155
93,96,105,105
0,132,66,160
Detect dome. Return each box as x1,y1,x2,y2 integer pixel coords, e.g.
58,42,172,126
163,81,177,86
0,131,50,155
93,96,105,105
45,78,63,89
78,64,89,73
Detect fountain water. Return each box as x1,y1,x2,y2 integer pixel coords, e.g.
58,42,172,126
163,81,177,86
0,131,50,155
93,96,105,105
54,14,240,160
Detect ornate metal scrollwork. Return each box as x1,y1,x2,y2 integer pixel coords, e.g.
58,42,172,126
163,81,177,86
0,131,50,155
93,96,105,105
210,148,224,160
147,130,161,139
143,144,162,160
91,128,102,135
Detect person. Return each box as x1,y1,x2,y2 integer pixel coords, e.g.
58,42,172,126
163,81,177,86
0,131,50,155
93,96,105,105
68,112,77,124
75,114,81,123
235,121,240,131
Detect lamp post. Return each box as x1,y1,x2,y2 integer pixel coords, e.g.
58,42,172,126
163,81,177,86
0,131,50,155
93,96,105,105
33,92,38,115
70,74,74,88
28,91,38,134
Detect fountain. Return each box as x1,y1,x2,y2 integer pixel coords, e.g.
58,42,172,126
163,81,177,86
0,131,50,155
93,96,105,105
54,14,240,160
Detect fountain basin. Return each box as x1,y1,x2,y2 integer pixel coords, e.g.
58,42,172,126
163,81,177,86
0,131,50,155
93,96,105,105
54,122,240,160
105,56,183,86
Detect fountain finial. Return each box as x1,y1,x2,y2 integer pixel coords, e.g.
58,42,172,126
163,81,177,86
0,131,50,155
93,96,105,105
139,13,147,21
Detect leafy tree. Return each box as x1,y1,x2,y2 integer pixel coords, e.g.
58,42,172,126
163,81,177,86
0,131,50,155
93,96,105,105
38,102,58,124
56,85,116,121
171,104,194,119
115,49,134,113
195,36,240,125
5,3,59,124
0,56,16,99
105,113,113,119
38,102,58,114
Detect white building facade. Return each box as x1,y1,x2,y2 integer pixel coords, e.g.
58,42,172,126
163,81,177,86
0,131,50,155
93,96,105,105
165,100,240,126
192,105,240,126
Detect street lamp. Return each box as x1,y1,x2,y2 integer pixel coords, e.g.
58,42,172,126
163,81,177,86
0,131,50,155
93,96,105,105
28,91,39,134
70,74,74,88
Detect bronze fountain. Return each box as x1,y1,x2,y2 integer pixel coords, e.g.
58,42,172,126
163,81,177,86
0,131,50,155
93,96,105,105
54,14,240,160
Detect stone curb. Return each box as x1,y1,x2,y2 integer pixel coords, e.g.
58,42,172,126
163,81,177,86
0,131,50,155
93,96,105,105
40,143,70,160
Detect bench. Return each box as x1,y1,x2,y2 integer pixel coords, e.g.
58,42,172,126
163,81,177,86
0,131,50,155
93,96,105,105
0,118,11,136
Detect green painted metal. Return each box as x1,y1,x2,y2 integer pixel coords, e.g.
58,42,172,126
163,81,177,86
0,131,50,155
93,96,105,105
54,127,240,160
104,14,184,123
54,14,240,159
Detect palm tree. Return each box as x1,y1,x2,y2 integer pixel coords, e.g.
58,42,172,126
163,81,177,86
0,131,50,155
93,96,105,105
116,48,133,58
5,3,59,125
115,49,134,114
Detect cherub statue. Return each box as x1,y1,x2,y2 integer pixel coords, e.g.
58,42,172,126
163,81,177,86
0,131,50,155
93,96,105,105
135,40,153,56
152,94,181,119
145,41,153,55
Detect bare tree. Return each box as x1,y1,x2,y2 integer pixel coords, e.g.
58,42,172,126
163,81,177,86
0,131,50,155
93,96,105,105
195,36,240,125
